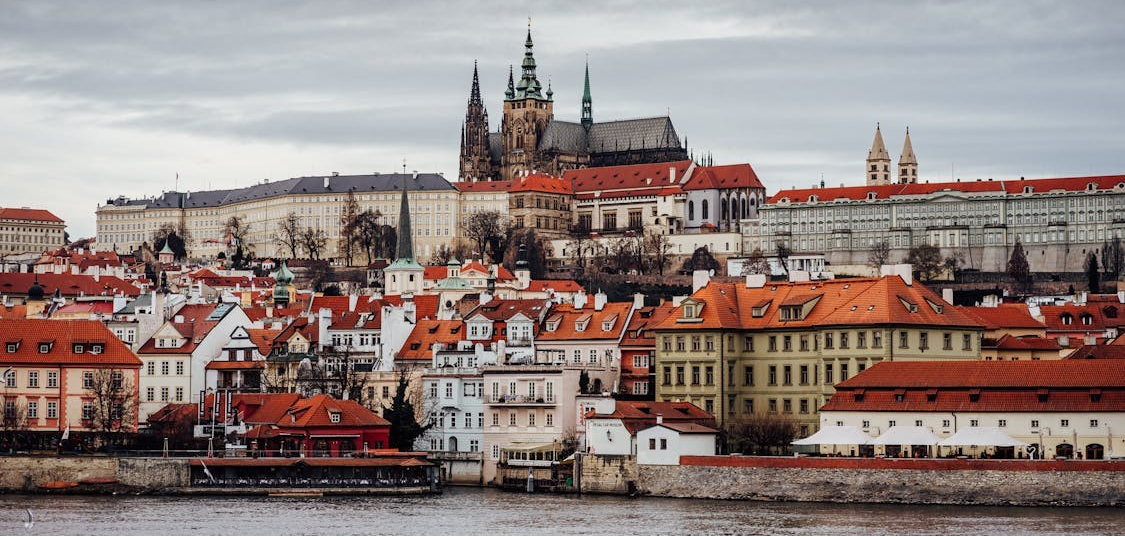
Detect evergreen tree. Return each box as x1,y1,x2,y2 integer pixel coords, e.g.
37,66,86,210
1086,252,1101,293
1006,238,1031,291
383,371,429,452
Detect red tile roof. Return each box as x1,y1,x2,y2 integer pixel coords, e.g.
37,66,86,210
956,304,1045,330
0,273,141,297
509,173,573,194
587,400,716,434
0,319,141,366
283,394,390,428
245,328,280,356
1064,345,1125,360
396,320,464,360
621,304,678,346
565,161,693,194
654,276,981,331
468,299,549,322
205,360,264,370
991,334,1061,351
536,300,632,341
683,164,763,190
54,301,116,315
1039,304,1109,332
0,207,63,222
525,279,584,293
768,174,1125,204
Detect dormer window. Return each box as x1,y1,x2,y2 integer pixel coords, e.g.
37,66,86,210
1023,186,1033,194
1086,182,1097,191
684,305,695,318
91,344,103,354
1079,313,1093,325
779,305,803,321
1060,313,1073,325
73,344,85,354
39,342,52,354
5,341,18,353
925,299,943,314
751,300,771,318
866,192,877,200
898,297,918,313
329,411,341,423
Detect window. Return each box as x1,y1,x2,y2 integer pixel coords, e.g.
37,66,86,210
161,361,170,375
942,419,951,428
856,332,867,349
329,412,341,423
589,349,598,364
509,412,517,426
744,336,754,351
768,398,777,412
840,363,849,381
691,336,701,352
782,335,792,352
824,333,834,349
82,371,94,389
998,419,1007,427
970,419,979,427
703,366,714,385
914,420,923,427
675,337,685,351
1061,419,1069,427
47,371,57,388
445,382,453,398
546,413,553,426
478,413,484,428
783,365,792,385
768,365,777,385
919,332,929,350
691,366,700,385
160,387,169,402
633,355,649,369
663,367,672,385
962,334,972,351
175,387,184,402
633,381,649,395
943,332,952,350
744,366,754,386
899,331,909,349
799,335,809,351
146,362,155,375
676,367,684,385
799,399,809,414
782,399,792,413
1091,419,1099,428
527,382,536,399
82,402,93,420
660,438,668,450
799,365,809,385
872,331,882,348
528,412,536,427
662,337,671,352
146,387,155,401
648,438,656,450
768,336,777,352
47,401,57,419
889,420,896,427
38,343,50,353
492,444,500,459
1031,419,1039,428
491,413,499,426
825,364,834,384
383,386,390,398
27,371,38,388
176,361,184,375
839,332,849,349
862,420,870,428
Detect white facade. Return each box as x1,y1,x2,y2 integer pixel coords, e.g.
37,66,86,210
821,410,1125,459
636,424,717,465
583,417,633,456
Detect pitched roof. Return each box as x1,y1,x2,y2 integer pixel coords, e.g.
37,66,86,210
587,400,716,434
767,174,1125,204
1064,345,1125,360
454,180,513,192
0,207,63,222
525,279,584,293
509,173,572,194
536,300,632,341
621,304,678,346
835,359,1125,389
683,164,763,191
0,319,141,366
468,299,549,322
654,276,981,331
1039,304,1109,332
991,334,1061,351
956,304,1045,330
648,422,720,434
565,161,693,195
244,328,280,356
0,273,141,297
396,320,464,360
283,394,390,428
588,117,683,153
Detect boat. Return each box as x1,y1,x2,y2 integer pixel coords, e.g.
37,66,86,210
39,481,79,490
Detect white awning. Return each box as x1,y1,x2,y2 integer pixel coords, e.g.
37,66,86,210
871,426,941,446
938,427,1027,447
791,425,874,446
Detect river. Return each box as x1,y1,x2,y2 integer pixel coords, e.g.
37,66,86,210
2,487,1122,535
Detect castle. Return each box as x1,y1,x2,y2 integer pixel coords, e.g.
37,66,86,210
459,27,689,182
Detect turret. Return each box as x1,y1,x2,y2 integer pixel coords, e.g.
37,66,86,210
866,123,892,186
898,127,918,184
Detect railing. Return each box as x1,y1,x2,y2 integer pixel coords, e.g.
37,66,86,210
487,395,555,405
191,476,429,488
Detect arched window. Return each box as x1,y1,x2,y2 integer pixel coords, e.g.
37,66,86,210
688,201,695,220
720,198,728,221
702,200,709,220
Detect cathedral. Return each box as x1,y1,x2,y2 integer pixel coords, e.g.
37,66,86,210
459,28,689,182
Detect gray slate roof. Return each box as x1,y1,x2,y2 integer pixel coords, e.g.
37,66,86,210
108,173,455,209
489,116,683,158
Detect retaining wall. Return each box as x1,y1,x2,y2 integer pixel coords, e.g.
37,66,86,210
0,456,189,492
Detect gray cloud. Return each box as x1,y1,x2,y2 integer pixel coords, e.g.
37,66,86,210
0,0,1122,238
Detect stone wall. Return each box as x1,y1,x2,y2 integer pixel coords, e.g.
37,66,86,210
0,457,189,492
635,457,1125,506
578,454,638,495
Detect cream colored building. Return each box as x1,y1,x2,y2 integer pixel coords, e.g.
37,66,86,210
96,173,460,262
0,208,66,256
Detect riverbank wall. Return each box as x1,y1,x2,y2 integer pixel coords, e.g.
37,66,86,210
0,456,189,493
578,454,1125,506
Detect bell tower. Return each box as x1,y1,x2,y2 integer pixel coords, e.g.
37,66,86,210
898,127,918,184
866,123,892,186
500,24,553,181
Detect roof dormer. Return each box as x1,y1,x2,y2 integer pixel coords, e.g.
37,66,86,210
677,297,704,323
575,314,592,332
898,296,919,313
601,314,619,332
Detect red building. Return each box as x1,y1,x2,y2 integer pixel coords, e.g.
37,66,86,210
238,394,391,457
618,304,676,400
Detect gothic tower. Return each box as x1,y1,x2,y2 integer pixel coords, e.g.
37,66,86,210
384,175,424,296
898,127,918,184
581,59,593,131
500,26,554,180
459,61,495,182
866,123,892,186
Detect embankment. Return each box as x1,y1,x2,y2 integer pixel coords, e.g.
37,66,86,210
0,456,188,493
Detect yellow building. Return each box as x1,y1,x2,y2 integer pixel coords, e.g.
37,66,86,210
652,273,984,436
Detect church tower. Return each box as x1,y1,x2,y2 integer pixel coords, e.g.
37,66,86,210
384,175,424,296
581,59,593,131
459,61,495,182
866,123,892,186
500,25,554,180
898,127,918,184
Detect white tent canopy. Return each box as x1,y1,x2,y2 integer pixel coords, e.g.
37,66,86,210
871,426,942,446
792,425,874,446
938,427,1027,447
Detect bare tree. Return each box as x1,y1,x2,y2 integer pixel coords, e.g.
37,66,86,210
463,211,509,263
223,215,251,251
273,212,301,259
0,395,28,431
774,240,792,274
339,190,361,266
153,223,189,261
300,227,328,260
728,412,799,455
87,369,138,436
430,243,471,266
353,209,397,264
1102,237,1123,280
744,248,771,276
867,240,891,269
906,243,943,281
643,230,674,276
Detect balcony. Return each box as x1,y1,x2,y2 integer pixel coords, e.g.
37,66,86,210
486,395,556,406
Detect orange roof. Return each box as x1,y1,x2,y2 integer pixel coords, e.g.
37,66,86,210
0,207,63,222
468,299,549,322
683,164,763,191
0,304,28,319
526,279,584,293
55,301,116,315
621,303,678,346
1064,345,1125,360
654,276,982,331
956,304,1045,330
536,300,632,341
283,394,390,428
245,328,280,356
587,400,716,434
0,319,141,366
768,174,1125,204
455,180,513,192
0,273,141,297
509,172,573,194
396,320,464,360
565,161,693,194
991,334,1061,351
1039,304,1110,332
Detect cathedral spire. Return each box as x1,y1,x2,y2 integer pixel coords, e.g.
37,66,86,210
866,122,892,186
469,60,482,107
898,126,918,184
581,57,593,131
512,24,543,99
505,65,515,99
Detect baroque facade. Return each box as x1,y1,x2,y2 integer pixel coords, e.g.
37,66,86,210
459,28,688,182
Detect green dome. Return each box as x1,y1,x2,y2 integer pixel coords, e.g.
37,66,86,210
275,261,294,285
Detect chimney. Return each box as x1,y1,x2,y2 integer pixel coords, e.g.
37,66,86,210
348,294,358,312
318,307,332,349
745,273,767,289
1084,334,1097,345
788,271,810,283
594,290,607,311
692,269,711,293
1058,335,1069,347
573,294,587,309
323,177,330,189
633,293,645,311
942,288,954,304
656,413,663,425
668,166,676,183
174,314,184,323
880,264,913,286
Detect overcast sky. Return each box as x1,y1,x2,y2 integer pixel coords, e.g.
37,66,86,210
1,1,1122,238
